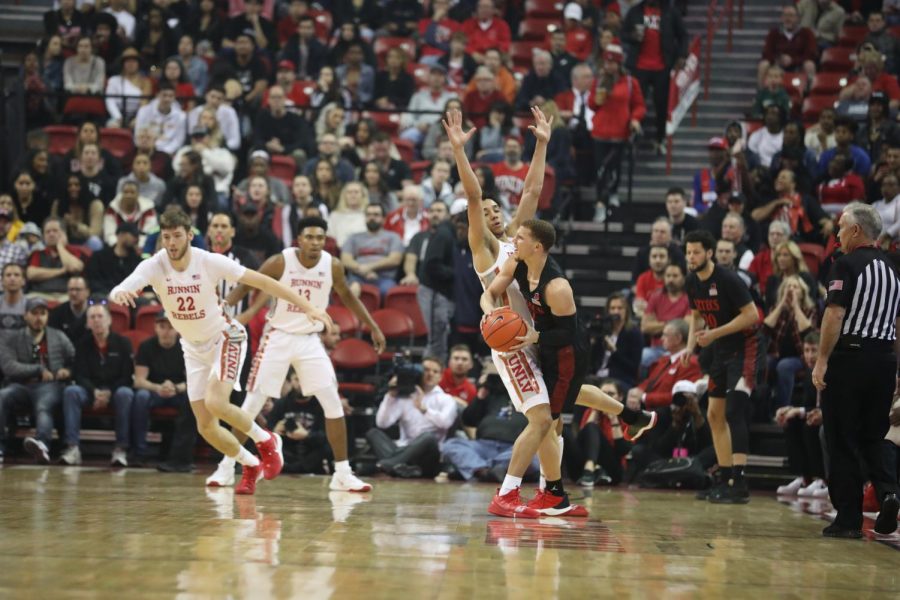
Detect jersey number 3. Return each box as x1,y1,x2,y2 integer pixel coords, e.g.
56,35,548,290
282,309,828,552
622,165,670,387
176,296,195,312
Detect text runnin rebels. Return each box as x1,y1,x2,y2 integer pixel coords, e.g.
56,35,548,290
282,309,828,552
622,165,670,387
167,284,202,295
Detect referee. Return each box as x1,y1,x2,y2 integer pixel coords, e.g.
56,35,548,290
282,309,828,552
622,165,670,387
813,202,900,538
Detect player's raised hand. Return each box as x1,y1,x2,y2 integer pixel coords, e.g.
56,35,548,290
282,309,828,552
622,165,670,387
370,327,387,354
528,105,553,143
442,108,476,149
110,289,139,308
309,308,335,333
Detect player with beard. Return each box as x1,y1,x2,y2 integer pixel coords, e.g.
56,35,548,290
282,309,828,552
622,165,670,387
110,206,335,493
683,229,762,504
206,217,385,494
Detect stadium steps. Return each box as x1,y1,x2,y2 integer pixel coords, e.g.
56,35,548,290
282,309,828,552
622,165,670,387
0,3,45,78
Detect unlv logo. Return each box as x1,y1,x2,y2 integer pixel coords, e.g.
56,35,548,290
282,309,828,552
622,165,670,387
506,353,538,394
222,339,241,383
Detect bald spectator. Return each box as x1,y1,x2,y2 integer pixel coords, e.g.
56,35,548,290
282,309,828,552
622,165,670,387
463,48,516,104
385,185,429,246
515,49,566,113
461,0,511,63
757,4,818,88
464,67,507,128
626,319,701,410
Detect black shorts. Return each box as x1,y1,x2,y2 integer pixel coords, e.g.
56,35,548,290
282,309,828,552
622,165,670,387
706,332,763,398
541,343,589,418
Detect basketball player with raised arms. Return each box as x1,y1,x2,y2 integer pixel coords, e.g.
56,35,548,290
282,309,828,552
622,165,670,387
482,218,658,513
110,206,335,493
206,216,385,494
446,106,587,517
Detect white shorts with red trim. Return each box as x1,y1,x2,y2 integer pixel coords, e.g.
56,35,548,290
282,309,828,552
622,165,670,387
246,328,336,400
491,345,550,414
180,323,249,402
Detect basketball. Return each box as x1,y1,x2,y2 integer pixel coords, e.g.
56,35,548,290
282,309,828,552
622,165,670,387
481,307,527,353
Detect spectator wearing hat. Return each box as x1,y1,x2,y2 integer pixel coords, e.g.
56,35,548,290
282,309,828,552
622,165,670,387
104,47,152,128
757,4,818,89
252,84,315,168
210,33,270,108
563,3,593,62
279,15,327,80
589,43,646,220
26,218,88,303
224,0,278,53
48,276,89,345
0,208,29,272
748,104,786,169
103,181,158,248
134,81,187,157
86,223,143,296
187,85,241,152
0,296,75,464
489,134,530,209
622,0,688,151
264,60,312,109
857,91,900,164
515,49,567,113
0,263,27,334
400,64,458,146
60,303,135,467
461,0,511,63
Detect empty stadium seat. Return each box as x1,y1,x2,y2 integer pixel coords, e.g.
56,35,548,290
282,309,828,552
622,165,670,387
820,47,853,72
100,127,135,160
519,18,557,41
45,125,77,155
270,155,297,187
510,41,545,69
109,303,131,333
801,95,838,122
134,304,162,334
384,285,428,338
810,73,847,97
326,304,361,336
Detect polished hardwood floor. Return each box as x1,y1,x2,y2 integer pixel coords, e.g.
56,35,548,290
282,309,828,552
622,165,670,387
0,466,897,599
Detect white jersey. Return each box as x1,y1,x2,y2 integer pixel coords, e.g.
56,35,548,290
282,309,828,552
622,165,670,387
476,240,533,326
111,247,247,344
266,248,331,335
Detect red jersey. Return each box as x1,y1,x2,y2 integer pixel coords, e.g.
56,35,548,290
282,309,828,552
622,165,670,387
490,162,530,208
636,7,665,71
440,368,477,404
461,17,511,55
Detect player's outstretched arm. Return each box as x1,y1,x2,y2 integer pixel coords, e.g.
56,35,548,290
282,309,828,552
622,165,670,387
239,268,335,332
480,255,516,316
509,106,552,233
110,260,154,308
225,254,284,323
332,258,386,353
443,109,492,252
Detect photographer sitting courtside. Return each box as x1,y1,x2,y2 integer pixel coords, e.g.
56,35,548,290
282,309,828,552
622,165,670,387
267,369,332,474
366,356,458,478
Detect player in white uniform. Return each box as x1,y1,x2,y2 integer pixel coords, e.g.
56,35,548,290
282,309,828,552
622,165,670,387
206,216,386,494
111,206,334,495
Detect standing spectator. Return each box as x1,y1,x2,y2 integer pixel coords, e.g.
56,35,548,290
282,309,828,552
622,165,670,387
805,107,837,160
172,35,209,96
757,4,818,88
134,82,187,157
279,15,327,80
131,312,195,471
76,142,117,207
48,276,89,345
385,185,429,246
340,204,404,297
748,105,786,169
490,135,530,209
366,357,458,478
63,36,106,96
44,0,86,56
622,0,688,151
439,345,477,405
0,297,74,464
85,223,143,296
554,63,597,189
399,65,457,146
461,0,512,62
589,43,645,219
764,275,816,411
0,264,27,334
417,204,457,362
797,0,846,48
26,218,87,303
117,152,166,209
187,85,241,152
103,182,158,247
60,304,134,467
640,263,692,368
665,187,699,245
514,49,566,113
590,291,644,388
563,2,593,62
252,84,314,166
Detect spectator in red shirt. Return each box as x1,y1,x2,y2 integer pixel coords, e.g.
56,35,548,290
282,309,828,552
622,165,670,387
263,60,312,108
490,135,530,209
384,185,429,246
588,44,646,221
419,0,461,60
633,244,669,317
847,52,900,110
563,3,593,62
461,0,511,63
640,262,691,368
464,66,507,128
757,4,818,88
439,344,477,406
818,151,866,213
626,318,701,410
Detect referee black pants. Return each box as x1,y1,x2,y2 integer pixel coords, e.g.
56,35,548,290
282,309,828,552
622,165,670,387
822,351,900,529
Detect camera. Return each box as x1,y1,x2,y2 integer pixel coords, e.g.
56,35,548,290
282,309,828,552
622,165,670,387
587,313,621,337
391,353,423,397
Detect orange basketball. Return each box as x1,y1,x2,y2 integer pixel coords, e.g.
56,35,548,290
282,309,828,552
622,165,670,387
481,307,528,353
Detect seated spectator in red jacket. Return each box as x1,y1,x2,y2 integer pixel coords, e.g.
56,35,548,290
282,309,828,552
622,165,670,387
461,0,511,62
747,221,790,297
626,319,701,410
757,4,818,87
439,344,477,405
633,244,670,317
817,151,866,214
384,184,429,246
640,263,692,368
464,67,507,128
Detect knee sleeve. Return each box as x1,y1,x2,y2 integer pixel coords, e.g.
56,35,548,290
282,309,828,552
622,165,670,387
725,390,750,454
241,390,268,419
313,385,345,419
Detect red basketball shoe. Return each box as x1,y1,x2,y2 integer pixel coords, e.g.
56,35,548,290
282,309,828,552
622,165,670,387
235,463,263,495
527,489,590,517
489,488,541,518
256,431,284,480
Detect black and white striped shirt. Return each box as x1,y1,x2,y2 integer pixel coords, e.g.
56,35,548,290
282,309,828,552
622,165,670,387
826,247,900,341
214,245,259,318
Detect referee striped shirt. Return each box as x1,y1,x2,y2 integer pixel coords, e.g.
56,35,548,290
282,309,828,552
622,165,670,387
826,247,900,341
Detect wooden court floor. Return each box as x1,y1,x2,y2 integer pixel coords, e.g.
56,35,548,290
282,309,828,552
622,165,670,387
0,467,898,599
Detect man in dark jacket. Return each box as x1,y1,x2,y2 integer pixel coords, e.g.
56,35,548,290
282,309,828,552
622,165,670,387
278,15,328,80
622,0,688,149
440,364,540,481
0,297,74,463
60,303,134,467
418,201,457,364
252,83,315,168
514,49,566,113
84,223,142,295
48,276,89,344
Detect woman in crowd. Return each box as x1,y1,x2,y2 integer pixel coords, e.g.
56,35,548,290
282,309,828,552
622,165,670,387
328,181,369,247
105,47,152,128
764,274,816,412
310,65,352,109
361,161,398,213
765,240,820,310
12,170,55,227
589,291,643,389
41,35,65,95
26,149,61,206
373,47,414,110
179,183,212,237
159,58,197,111
472,101,519,163
273,175,330,248
63,36,105,97
134,6,175,71
422,98,466,161
315,102,347,138
342,118,378,167
59,173,103,249
311,158,342,211
65,121,122,179
420,159,455,207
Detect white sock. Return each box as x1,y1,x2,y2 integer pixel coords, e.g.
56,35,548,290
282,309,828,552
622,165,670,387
500,474,522,496
234,446,260,467
220,454,236,469
539,474,546,491
335,460,351,475
558,435,564,468
247,422,271,443
241,391,268,419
